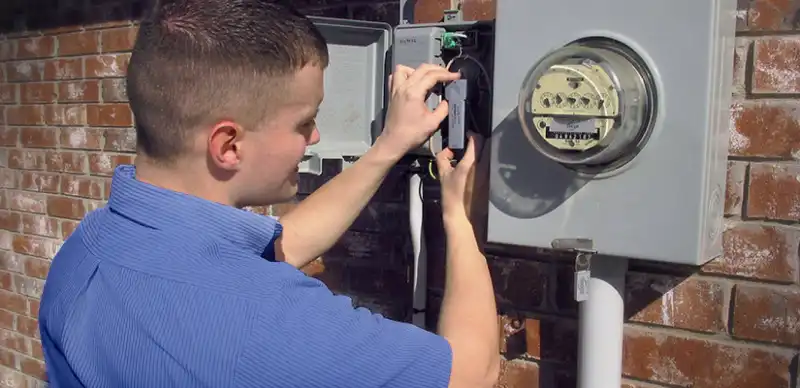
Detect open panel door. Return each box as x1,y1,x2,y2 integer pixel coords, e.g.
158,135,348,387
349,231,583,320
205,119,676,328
300,17,393,175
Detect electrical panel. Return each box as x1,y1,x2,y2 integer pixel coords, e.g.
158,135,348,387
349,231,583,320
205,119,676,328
486,0,737,265
392,21,495,157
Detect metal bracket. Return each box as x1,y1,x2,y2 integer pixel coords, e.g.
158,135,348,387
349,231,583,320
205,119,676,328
551,238,595,303
298,153,323,176
443,8,463,23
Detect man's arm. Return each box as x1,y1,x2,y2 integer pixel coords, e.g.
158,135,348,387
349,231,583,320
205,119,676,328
275,138,401,268
434,135,500,388
276,64,461,268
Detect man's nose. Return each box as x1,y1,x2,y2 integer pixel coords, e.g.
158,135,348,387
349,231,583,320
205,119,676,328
308,126,321,146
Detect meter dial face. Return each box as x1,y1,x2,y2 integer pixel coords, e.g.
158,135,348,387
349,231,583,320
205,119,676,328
517,39,657,171
530,61,620,152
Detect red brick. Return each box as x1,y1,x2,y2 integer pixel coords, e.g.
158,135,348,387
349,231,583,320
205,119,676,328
101,26,138,53
0,250,23,274
729,101,800,159
0,127,19,146
20,127,58,148
414,0,449,22
0,84,17,104
626,273,727,333
6,191,46,214
101,78,128,102
752,37,800,94
0,169,15,190
87,104,133,127
60,220,79,239
103,128,137,152
0,290,27,315
28,299,39,318
12,234,59,260
463,0,496,21
23,255,50,280
5,105,45,126
523,317,578,363
58,80,101,103
725,161,747,216
0,41,15,61
732,285,800,346
16,315,37,339
19,171,61,193
0,211,21,232
15,36,56,59
744,0,800,31
89,152,135,176
747,163,800,221
20,356,46,381
623,328,794,387
0,348,14,369
703,222,799,283
0,271,11,292
0,310,13,330
496,359,539,387
60,127,104,150
45,151,87,174
0,328,28,354
47,196,86,220
44,104,87,126
8,150,46,170
30,339,43,360
86,54,130,78
20,83,57,104
44,58,84,80
57,31,101,56
60,175,104,199
20,213,59,239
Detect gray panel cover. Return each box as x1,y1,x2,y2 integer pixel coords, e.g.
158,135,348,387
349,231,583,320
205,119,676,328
306,17,392,164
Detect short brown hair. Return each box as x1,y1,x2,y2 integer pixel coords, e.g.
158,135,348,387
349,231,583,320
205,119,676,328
127,0,329,162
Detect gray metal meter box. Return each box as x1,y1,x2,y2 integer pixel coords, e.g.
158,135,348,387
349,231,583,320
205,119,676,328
486,0,737,265
300,17,393,175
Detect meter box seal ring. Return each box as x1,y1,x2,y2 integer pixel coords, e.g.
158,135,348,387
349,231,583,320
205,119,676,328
517,38,658,175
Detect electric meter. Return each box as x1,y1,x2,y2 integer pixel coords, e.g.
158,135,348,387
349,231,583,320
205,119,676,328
517,39,657,173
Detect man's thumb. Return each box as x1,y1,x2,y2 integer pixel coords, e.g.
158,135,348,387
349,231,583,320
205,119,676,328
430,100,449,124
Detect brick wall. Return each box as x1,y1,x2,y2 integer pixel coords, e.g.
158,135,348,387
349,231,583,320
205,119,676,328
0,0,797,387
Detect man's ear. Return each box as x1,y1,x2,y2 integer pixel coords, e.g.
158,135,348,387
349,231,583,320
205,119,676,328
208,120,245,171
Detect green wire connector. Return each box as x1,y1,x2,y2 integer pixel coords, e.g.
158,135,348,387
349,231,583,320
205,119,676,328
441,31,467,50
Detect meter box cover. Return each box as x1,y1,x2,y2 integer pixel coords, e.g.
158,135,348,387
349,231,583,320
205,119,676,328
300,17,392,175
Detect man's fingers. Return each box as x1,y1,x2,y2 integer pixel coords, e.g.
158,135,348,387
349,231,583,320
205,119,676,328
406,63,443,84
409,70,461,98
435,147,455,173
457,133,481,171
392,64,414,90
430,99,449,126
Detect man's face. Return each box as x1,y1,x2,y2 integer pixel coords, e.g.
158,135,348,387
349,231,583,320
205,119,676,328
236,65,324,206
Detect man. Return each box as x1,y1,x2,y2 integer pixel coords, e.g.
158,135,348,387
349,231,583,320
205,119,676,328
38,0,500,387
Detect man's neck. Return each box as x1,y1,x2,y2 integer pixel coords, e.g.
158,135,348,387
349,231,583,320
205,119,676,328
133,157,234,206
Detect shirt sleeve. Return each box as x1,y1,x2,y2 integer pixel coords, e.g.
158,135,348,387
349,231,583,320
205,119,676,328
234,267,453,388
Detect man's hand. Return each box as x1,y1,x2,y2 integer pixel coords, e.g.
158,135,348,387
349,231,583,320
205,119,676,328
436,131,486,221
375,64,461,158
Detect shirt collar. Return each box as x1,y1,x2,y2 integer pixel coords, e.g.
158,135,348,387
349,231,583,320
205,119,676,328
107,164,282,259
